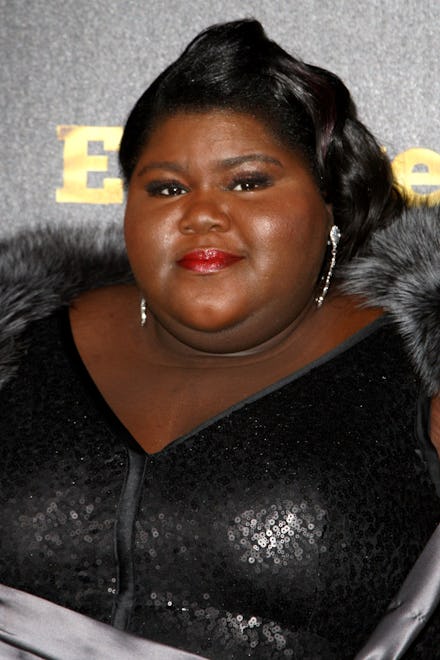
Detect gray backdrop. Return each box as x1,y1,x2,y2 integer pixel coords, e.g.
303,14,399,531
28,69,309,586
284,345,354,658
1,0,439,235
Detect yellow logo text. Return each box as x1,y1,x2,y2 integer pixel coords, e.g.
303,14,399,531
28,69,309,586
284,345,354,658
56,126,123,204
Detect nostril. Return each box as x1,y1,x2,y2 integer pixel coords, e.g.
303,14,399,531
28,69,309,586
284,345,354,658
179,204,230,233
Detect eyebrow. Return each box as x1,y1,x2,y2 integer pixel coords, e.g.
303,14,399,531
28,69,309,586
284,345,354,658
217,154,283,169
137,153,283,178
137,161,185,177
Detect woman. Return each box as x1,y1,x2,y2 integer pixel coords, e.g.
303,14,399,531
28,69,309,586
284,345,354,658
0,19,439,659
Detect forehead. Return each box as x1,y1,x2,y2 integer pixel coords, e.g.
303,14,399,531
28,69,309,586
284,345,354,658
137,109,305,168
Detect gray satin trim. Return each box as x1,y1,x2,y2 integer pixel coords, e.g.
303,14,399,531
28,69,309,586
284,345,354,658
354,523,440,659
0,584,207,660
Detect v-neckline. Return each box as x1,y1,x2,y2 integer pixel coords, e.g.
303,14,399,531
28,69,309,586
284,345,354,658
60,307,387,457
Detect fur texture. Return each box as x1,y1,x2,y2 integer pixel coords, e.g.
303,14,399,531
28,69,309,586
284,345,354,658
0,222,132,389
0,206,439,393
342,204,440,395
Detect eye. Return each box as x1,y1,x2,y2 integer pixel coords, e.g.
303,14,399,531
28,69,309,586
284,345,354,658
145,180,189,197
229,173,272,192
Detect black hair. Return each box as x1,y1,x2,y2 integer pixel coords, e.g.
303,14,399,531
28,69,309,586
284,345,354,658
119,19,404,266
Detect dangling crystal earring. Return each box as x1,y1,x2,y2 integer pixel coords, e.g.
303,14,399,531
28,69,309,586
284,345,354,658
140,297,147,327
315,225,341,308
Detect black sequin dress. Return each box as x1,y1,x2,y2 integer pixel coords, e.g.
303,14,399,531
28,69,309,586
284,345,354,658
1,310,439,659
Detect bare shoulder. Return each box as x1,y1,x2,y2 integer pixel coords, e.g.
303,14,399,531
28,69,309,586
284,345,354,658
69,283,141,355
70,283,139,319
319,291,384,342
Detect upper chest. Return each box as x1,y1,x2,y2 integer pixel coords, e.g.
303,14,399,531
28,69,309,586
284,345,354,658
68,286,385,453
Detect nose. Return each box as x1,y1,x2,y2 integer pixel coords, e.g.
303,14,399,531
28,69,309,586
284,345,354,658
179,195,230,234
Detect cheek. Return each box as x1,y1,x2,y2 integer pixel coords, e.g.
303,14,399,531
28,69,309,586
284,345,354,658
124,200,171,276
251,206,327,275
249,209,330,313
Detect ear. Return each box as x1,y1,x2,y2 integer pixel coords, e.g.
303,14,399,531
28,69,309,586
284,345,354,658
325,202,334,232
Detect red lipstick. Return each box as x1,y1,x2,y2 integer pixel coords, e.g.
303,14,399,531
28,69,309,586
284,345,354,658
177,248,243,273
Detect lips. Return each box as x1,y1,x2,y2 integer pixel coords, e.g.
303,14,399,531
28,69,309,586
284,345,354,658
177,248,243,273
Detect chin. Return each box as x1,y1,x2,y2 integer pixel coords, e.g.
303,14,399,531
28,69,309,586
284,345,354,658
172,301,246,331
184,314,243,335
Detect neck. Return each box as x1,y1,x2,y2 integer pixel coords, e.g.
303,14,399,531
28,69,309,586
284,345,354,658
140,293,341,369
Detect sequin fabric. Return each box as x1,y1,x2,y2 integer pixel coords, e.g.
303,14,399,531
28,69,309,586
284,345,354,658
0,311,439,659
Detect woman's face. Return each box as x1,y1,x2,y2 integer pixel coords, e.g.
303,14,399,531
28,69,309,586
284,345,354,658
124,110,332,353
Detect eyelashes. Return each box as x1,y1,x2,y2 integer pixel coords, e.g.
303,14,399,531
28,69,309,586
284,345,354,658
229,173,272,192
145,180,189,197
145,172,274,197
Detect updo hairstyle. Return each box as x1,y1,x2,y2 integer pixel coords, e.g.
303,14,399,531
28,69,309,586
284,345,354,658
119,19,404,268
